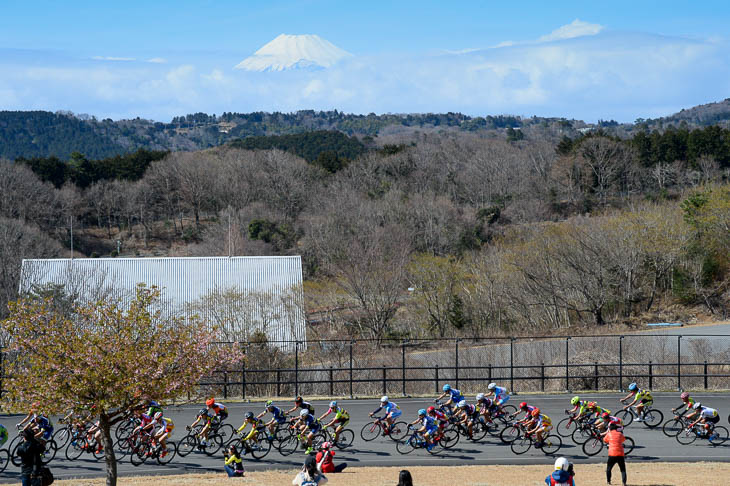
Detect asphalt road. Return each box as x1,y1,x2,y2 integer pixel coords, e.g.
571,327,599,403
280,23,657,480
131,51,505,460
2,392,730,482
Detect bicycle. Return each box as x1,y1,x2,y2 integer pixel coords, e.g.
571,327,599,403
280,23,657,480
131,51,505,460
580,427,635,457
617,403,663,428
510,430,562,455
322,423,355,449
395,426,440,455
10,425,58,466
0,448,9,474
130,434,177,466
500,420,527,444
676,422,729,446
227,427,273,460
360,415,408,442
662,409,693,437
278,426,326,456
556,410,588,438
177,423,226,457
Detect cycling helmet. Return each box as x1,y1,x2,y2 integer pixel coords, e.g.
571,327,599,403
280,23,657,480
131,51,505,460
628,383,638,391
329,401,337,408
206,398,215,407
519,401,528,410
476,393,485,401
265,399,273,407
680,392,690,400
427,406,436,414
381,395,389,403
587,401,597,409
443,384,451,392
153,411,163,420
487,383,496,390
295,396,303,404
555,457,569,471
531,408,540,417
457,400,467,408
300,409,309,417
321,441,331,450
601,412,610,419
570,396,580,406
245,412,254,420
693,402,702,410
198,408,207,416
418,409,427,416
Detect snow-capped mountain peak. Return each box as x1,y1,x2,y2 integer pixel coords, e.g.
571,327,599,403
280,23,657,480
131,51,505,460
234,34,352,72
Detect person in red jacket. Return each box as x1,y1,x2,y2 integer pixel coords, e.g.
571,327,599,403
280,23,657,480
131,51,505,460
604,424,627,486
315,442,347,474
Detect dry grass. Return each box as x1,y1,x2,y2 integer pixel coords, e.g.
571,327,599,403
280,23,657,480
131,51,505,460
44,462,730,486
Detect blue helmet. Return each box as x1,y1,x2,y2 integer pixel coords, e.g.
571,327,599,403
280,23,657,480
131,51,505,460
628,383,638,391
418,408,427,416
443,384,451,392
329,400,337,408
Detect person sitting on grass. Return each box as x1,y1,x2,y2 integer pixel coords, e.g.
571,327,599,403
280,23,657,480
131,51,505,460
223,444,244,477
293,455,328,486
315,441,347,473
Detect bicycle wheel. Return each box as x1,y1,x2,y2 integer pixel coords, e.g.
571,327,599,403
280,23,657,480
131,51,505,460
582,436,604,456
203,433,223,456
623,436,635,455
500,425,521,444
571,426,593,445
556,418,575,438
709,425,729,446
0,448,8,474
389,421,409,441
676,427,698,445
40,439,57,464
540,435,563,455
65,437,87,461
360,422,381,441
510,435,532,455
157,442,177,464
643,409,663,428
130,443,149,466
616,410,634,426
217,424,236,445
115,420,136,440
502,404,518,415
334,429,354,449
250,434,272,460
486,420,502,437
92,442,106,461
471,421,489,441
663,418,685,437
395,436,416,455
52,427,71,449
278,434,299,456
439,427,460,449
176,433,198,457
10,441,22,467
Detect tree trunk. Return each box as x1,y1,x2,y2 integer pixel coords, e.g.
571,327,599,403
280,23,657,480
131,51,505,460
99,412,118,486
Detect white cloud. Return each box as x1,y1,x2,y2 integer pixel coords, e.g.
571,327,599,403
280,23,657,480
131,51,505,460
538,19,604,42
146,57,167,64
91,56,136,62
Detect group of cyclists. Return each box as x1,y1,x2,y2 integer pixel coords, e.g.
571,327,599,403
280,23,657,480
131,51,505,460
0,381,725,471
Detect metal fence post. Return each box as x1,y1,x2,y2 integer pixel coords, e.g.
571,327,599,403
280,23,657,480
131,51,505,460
223,371,228,399
509,338,515,393
704,360,708,389
488,364,492,384
565,337,570,392
594,361,599,390
677,335,682,391
241,342,246,400
382,367,387,395
435,365,439,394
276,370,281,397
0,346,3,400
541,363,545,392
455,339,460,390
618,336,624,392
329,367,334,396
349,340,354,398
648,361,653,390
401,340,407,397
295,341,300,397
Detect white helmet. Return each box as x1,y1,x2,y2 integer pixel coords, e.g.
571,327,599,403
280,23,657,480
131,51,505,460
380,396,389,403
300,409,309,417
555,457,569,471
487,383,496,390
457,400,467,408
476,393,485,401
693,402,702,410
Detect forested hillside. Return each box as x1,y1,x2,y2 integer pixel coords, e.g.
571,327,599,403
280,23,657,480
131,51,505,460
2,126,729,339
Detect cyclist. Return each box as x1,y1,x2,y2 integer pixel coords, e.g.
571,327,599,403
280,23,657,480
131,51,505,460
597,411,623,435
16,403,41,430
409,408,437,451
318,400,350,444
672,392,696,416
525,408,552,446
293,408,322,455
237,411,265,452
153,413,174,457
206,398,229,423
512,401,537,420
369,396,402,435
620,383,653,421
427,406,449,433
586,401,612,420
476,393,500,422
455,400,480,439
687,402,720,437
567,396,591,421
188,408,215,448
146,400,163,417
29,414,54,443
486,383,510,411
286,396,315,417
436,384,464,410
257,400,288,439
0,424,7,448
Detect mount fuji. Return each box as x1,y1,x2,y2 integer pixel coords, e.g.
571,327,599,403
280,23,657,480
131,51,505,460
234,34,353,72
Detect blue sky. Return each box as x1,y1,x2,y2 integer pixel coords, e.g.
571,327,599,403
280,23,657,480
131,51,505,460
1,1,729,121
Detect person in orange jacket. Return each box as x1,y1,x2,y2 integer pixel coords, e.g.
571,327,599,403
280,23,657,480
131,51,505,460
603,424,627,486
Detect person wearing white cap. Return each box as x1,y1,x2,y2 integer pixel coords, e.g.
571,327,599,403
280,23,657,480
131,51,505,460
545,457,575,486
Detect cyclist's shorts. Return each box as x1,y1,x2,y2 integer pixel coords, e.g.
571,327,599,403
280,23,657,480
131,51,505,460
218,410,229,421
639,398,653,405
389,410,402,418
275,416,287,424
707,415,720,424
42,427,53,440
497,395,509,405
424,426,438,436
334,418,349,428
308,422,321,433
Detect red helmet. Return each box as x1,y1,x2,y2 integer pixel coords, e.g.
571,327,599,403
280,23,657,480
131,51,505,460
206,398,215,407
531,408,540,417
680,392,690,400
321,442,331,450
587,401,596,409
427,406,436,414
519,402,528,410
601,412,610,418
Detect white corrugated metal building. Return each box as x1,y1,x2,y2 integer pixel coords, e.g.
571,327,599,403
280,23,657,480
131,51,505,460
19,256,306,348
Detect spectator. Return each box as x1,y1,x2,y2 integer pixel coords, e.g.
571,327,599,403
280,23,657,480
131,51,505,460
223,444,244,477
293,455,328,486
16,428,44,486
316,442,347,474
604,423,627,486
398,470,414,486
545,457,575,486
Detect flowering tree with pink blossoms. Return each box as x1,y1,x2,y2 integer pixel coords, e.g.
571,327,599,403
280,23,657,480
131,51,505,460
1,285,243,486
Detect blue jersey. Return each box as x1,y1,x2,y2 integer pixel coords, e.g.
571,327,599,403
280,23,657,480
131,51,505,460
421,416,436,429
269,406,285,421
494,386,509,400
449,389,464,402
36,416,53,430
0,424,7,447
